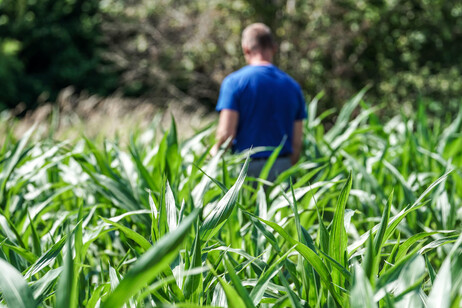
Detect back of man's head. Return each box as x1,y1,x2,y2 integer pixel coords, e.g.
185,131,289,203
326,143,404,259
241,23,276,52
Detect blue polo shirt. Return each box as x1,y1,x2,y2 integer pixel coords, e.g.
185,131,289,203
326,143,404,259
216,64,307,158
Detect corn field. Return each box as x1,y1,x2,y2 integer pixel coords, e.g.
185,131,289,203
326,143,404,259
1,91,462,307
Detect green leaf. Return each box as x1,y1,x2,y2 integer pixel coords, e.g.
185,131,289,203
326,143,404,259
350,263,376,308
365,190,394,284
0,125,35,207
376,248,422,290
373,190,393,256
183,220,203,301
25,235,68,279
208,262,246,308
191,145,226,208
153,133,168,184
278,271,302,308
165,180,178,232
425,254,436,284
137,267,208,304
437,105,462,154
245,212,342,306
203,246,267,273
102,208,200,308
166,115,181,184
395,231,454,262
363,230,375,285
193,163,228,194
329,172,352,288
86,284,110,308
249,248,292,305
0,258,37,308
282,179,312,302
0,213,26,249
392,255,425,308
247,215,281,253
158,178,169,238
200,156,249,242
348,170,452,256
100,217,151,251
81,168,148,222
317,249,351,281
259,136,286,181
217,276,246,308
223,256,255,308
56,233,74,308
379,232,401,276
129,142,157,191
324,87,369,144
1,241,37,264
27,211,42,257
31,268,62,304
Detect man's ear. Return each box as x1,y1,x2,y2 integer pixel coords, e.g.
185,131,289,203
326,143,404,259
242,45,251,56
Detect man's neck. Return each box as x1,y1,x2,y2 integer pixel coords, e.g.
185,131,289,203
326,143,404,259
249,59,272,66
245,49,274,65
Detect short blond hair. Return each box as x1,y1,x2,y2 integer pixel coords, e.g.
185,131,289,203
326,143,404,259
241,23,276,51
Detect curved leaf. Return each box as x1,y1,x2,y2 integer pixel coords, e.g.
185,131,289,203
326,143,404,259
0,258,36,308
102,208,200,308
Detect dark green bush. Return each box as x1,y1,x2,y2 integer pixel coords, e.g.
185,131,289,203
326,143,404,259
0,0,117,111
0,40,23,111
1,0,461,117
99,0,462,117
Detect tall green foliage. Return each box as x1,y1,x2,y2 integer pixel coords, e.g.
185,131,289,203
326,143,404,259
0,95,461,306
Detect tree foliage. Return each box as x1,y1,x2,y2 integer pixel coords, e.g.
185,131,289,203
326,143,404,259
1,0,461,115
0,0,117,111
97,0,462,114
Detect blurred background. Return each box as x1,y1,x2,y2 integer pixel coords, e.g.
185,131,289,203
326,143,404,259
1,0,461,136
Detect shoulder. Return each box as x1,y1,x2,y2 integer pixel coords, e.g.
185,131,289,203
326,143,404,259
273,66,302,89
224,66,254,81
221,66,253,90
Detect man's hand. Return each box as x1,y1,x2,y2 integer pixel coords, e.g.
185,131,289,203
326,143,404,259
211,109,239,156
290,120,303,164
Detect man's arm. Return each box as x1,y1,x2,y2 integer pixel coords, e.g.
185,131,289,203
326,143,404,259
211,109,239,156
290,120,304,165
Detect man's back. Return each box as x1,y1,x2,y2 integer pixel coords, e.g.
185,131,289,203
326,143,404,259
216,64,306,158
212,23,307,177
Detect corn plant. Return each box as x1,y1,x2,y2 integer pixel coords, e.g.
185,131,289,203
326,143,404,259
0,93,461,307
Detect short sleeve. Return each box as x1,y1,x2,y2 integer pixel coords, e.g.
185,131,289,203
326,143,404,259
216,76,240,112
295,85,308,120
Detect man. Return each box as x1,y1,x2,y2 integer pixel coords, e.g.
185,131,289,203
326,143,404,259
212,23,307,180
